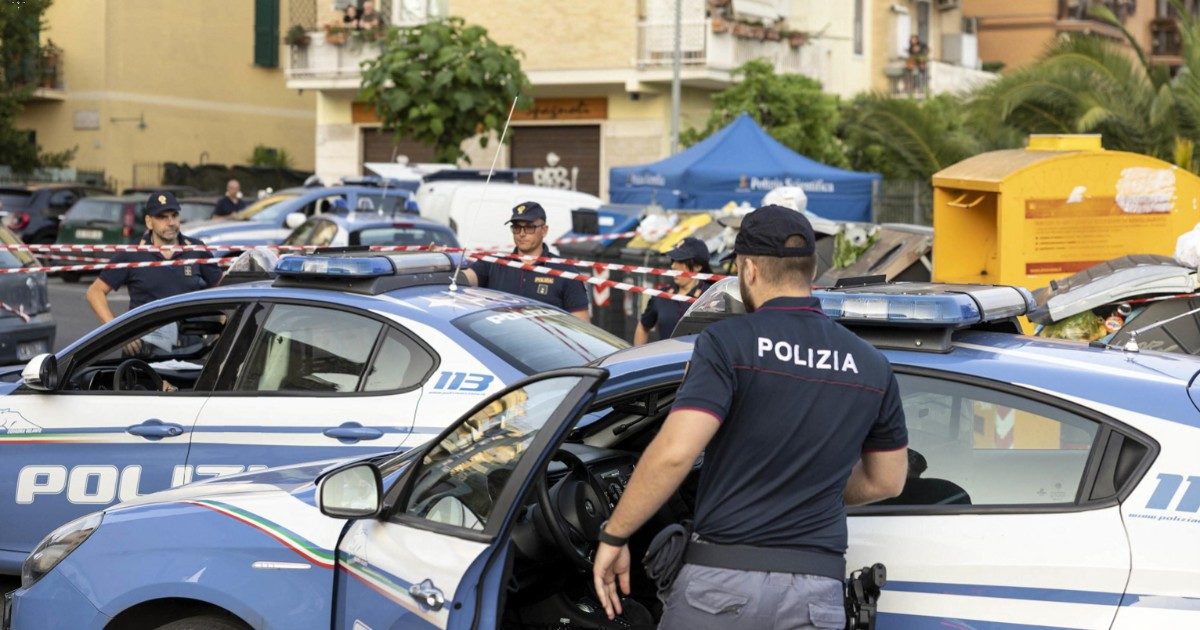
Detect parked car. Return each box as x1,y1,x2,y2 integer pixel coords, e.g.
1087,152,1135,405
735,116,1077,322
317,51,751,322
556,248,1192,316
0,250,627,576
0,183,110,244
119,185,203,198
282,212,459,249
186,186,416,247
53,195,148,283
177,196,218,224
6,280,1198,628
0,226,53,364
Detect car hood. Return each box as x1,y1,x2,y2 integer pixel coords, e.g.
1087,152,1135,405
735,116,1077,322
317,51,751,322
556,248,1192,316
187,221,287,245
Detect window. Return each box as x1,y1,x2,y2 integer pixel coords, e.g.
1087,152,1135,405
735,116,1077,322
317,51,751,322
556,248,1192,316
236,305,383,393
854,0,864,55
253,0,280,68
882,374,1101,507
309,220,339,246
352,226,456,247
282,219,320,246
917,0,930,48
402,375,585,530
363,328,435,391
454,305,629,374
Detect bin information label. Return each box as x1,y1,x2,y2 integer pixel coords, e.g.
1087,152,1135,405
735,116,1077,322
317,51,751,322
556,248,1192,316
1023,197,1171,275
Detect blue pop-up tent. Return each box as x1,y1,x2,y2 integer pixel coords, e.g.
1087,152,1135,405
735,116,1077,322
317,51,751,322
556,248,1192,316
609,113,880,222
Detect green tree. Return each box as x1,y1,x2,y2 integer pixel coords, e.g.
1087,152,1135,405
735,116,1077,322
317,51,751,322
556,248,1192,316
0,0,53,173
247,144,293,168
360,17,529,164
968,1,1200,169
680,59,847,167
840,93,991,182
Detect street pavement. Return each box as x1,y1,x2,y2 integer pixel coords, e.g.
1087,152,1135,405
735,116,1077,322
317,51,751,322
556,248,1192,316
49,276,129,352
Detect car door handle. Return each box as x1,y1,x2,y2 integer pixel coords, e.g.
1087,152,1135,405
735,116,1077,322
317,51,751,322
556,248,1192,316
408,579,445,612
322,422,383,443
126,419,185,439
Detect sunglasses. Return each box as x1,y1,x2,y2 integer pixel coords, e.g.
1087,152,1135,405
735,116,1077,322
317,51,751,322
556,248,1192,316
510,223,545,234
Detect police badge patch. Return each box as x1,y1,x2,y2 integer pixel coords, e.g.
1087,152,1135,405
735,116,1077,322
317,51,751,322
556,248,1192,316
536,283,549,296
184,265,194,277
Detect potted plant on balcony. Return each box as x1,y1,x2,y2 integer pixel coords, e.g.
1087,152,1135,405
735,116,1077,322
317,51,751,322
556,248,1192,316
712,16,729,34
284,24,311,47
38,40,61,89
787,30,807,48
324,22,349,45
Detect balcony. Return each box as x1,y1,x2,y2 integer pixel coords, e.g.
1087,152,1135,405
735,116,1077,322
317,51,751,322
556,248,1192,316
285,33,382,90
635,18,825,88
7,41,65,101
886,60,995,98
1150,17,1183,65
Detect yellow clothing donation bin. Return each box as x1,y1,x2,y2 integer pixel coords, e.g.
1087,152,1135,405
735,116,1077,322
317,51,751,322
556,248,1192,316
931,134,1200,290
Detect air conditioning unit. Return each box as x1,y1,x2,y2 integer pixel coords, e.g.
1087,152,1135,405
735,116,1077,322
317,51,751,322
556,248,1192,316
937,0,960,10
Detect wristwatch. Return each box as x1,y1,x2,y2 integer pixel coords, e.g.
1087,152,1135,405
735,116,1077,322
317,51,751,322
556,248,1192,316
598,520,628,547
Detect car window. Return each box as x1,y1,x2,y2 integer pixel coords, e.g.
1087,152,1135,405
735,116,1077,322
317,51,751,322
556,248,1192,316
402,375,585,530
235,193,298,222
63,199,123,222
883,373,1101,507
309,219,339,246
0,191,32,210
66,306,239,393
354,193,406,214
235,304,384,393
283,219,320,246
352,226,456,247
363,328,435,391
178,202,214,224
454,306,628,374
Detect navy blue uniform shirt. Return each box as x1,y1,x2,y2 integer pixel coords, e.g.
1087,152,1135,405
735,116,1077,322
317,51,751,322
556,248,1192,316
468,244,588,312
98,233,224,311
672,296,907,556
212,196,244,217
640,282,710,338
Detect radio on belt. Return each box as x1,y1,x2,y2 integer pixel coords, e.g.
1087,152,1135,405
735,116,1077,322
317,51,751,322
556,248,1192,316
271,251,461,295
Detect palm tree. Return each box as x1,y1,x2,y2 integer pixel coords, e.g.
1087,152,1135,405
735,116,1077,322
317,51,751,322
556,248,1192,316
840,93,987,182
970,1,1200,170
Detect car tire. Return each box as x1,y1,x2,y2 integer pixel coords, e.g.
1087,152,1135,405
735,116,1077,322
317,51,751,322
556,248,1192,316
59,271,81,284
155,614,249,630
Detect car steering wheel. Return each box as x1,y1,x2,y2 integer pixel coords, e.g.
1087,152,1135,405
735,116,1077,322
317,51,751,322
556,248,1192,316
536,449,612,570
113,359,163,392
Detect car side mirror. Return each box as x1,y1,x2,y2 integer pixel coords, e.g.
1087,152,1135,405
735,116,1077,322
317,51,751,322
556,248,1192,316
317,462,383,519
285,212,307,229
21,353,59,391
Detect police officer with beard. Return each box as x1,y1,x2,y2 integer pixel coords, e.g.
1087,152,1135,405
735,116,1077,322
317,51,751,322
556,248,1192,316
592,205,909,629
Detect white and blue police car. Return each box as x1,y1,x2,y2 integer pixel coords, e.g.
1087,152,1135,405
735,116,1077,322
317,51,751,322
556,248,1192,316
0,251,627,578
6,279,1200,629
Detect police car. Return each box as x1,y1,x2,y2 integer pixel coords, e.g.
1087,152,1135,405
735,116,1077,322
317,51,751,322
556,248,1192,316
0,251,627,577
6,279,1200,629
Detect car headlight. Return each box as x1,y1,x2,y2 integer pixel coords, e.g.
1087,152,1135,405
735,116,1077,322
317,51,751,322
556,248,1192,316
21,512,103,588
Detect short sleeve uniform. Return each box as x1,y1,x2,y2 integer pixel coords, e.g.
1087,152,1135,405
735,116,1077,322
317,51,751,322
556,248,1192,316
468,244,588,312
640,282,710,338
98,233,224,311
672,296,907,555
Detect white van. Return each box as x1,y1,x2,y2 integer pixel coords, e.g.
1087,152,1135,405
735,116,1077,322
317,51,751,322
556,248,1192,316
414,181,603,250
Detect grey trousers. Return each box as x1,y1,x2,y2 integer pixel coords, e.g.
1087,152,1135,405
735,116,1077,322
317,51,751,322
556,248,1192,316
657,563,846,630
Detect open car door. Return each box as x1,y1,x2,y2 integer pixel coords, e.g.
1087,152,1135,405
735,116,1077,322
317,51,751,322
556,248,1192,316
331,367,608,629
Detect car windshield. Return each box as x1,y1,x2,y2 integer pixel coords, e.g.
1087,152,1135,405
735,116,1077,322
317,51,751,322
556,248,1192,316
0,190,32,211
454,306,628,374
351,226,457,247
0,227,34,268
64,199,125,222
234,193,298,222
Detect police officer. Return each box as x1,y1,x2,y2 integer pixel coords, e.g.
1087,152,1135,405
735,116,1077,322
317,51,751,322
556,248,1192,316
633,237,712,345
212,179,245,219
592,205,909,629
86,191,224,325
462,201,589,321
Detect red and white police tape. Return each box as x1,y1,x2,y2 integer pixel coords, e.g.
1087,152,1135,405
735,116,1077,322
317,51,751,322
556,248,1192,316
0,301,31,323
469,254,699,303
0,257,240,275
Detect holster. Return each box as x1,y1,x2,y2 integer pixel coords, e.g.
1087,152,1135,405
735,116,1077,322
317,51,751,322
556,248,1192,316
641,521,692,600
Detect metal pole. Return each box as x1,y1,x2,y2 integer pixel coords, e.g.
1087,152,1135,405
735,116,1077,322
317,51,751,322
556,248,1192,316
670,0,682,154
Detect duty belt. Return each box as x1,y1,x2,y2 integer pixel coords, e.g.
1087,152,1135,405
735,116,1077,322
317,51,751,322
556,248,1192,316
683,539,846,581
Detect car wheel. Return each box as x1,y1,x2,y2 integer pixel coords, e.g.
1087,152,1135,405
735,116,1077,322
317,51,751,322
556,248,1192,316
155,614,249,630
59,271,81,284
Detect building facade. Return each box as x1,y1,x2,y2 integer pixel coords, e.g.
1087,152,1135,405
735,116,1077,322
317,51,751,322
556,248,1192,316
16,0,316,193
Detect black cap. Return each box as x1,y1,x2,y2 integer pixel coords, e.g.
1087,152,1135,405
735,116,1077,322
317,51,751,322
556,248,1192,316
725,204,816,261
144,191,182,217
666,237,710,262
506,201,547,224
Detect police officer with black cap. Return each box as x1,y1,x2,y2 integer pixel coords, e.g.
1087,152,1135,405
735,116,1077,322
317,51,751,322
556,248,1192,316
633,237,713,345
592,205,909,629
86,190,224,325
462,201,589,320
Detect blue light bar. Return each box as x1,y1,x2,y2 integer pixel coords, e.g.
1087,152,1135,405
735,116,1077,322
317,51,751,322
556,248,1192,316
818,292,979,326
274,253,453,278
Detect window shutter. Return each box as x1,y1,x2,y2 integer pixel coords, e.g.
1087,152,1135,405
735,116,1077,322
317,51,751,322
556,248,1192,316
254,0,280,68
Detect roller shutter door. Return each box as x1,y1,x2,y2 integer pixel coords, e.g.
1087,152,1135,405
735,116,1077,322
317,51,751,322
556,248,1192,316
361,129,438,167
509,125,601,196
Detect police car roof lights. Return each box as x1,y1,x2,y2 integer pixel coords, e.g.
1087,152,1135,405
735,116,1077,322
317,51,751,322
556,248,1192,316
674,277,1035,351
272,251,457,295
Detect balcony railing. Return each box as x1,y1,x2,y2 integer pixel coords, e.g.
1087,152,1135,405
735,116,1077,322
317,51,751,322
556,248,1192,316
887,60,995,98
636,19,823,85
1151,17,1182,58
286,33,381,87
5,41,63,93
